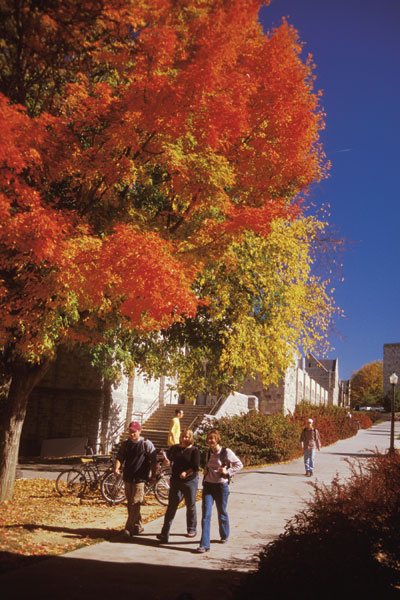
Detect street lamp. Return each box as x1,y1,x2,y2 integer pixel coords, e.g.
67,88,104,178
389,372,398,453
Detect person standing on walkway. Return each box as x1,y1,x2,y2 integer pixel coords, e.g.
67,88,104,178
300,418,321,477
168,408,184,446
157,428,200,543
197,429,243,553
114,421,157,537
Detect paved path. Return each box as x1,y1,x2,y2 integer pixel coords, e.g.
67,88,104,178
2,421,399,599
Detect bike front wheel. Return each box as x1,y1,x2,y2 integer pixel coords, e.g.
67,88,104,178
101,471,126,505
154,474,170,506
55,469,86,497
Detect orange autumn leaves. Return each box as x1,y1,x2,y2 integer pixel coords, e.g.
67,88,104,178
0,0,329,361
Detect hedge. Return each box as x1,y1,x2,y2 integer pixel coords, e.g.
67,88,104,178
195,402,373,466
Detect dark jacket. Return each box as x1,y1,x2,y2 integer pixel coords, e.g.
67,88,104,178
167,445,200,482
117,438,157,483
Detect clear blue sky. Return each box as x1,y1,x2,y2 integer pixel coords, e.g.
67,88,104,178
259,0,400,382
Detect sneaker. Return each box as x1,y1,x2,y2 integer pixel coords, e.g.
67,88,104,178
156,534,168,543
186,532,196,538
220,538,229,543
196,546,210,553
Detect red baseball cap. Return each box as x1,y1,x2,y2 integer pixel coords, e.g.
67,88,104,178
128,421,142,432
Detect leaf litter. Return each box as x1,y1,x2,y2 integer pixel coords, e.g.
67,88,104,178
0,479,167,573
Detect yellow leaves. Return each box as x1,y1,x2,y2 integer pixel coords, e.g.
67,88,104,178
202,216,337,384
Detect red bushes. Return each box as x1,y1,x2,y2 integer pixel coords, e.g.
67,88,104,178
235,451,400,598
293,402,373,447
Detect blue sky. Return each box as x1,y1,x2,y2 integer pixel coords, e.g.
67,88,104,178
259,0,400,381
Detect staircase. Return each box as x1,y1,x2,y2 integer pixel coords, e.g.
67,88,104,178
141,405,212,449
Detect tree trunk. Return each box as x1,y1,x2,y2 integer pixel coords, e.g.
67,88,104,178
0,359,50,503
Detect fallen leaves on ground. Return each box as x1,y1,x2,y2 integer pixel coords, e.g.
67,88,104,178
0,479,167,574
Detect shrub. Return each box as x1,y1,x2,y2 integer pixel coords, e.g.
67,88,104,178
195,403,373,467
293,402,370,446
195,410,303,466
235,451,400,598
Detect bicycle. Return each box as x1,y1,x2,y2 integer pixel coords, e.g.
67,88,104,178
101,452,171,506
55,454,113,498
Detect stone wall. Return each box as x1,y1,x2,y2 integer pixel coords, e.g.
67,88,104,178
241,358,333,416
303,356,339,405
21,348,179,456
214,391,258,418
21,348,108,456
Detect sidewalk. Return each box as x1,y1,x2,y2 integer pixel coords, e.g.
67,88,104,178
2,421,398,599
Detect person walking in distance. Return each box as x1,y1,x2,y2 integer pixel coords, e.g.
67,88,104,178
157,428,200,543
114,421,157,537
197,429,243,553
300,418,322,477
168,408,184,446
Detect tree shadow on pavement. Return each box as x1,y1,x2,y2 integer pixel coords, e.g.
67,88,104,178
245,471,304,477
4,523,117,542
0,554,247,600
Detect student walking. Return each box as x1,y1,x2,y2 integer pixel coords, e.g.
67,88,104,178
300,418,322,477
114,421,157,537
197,429,243,553
157,428,200,543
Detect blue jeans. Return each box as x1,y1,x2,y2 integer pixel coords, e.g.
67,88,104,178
304,448,315,472
200,481,230,549
160,476,198,540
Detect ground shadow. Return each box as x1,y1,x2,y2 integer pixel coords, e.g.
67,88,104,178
3,523,117,543
325,452,373,458
242,470,303,477
0,553,247,600
0,551,47,575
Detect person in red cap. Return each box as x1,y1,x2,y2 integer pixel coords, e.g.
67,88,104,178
114,421,157,537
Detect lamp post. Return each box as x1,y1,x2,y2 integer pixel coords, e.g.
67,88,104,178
389,372,398,454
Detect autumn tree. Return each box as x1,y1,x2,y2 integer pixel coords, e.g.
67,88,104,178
123,217,336,400
350,361,383,407
0,0,330,501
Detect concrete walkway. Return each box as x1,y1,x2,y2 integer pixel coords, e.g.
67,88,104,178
1,420,399,599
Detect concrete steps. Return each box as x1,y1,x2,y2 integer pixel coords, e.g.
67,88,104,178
141,405,211,449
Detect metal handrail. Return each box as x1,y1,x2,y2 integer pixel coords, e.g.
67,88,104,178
208,394,226,416
132,395,161,425
187,394,226,432
104,396,161,452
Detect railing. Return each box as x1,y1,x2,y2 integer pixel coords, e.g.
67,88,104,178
131,396,160,425
208,394,226,416
187,394,226,432
103,396,161,452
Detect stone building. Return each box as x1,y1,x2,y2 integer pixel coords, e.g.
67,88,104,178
241,354,349,415
383,343,400,396
21,348,349,457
